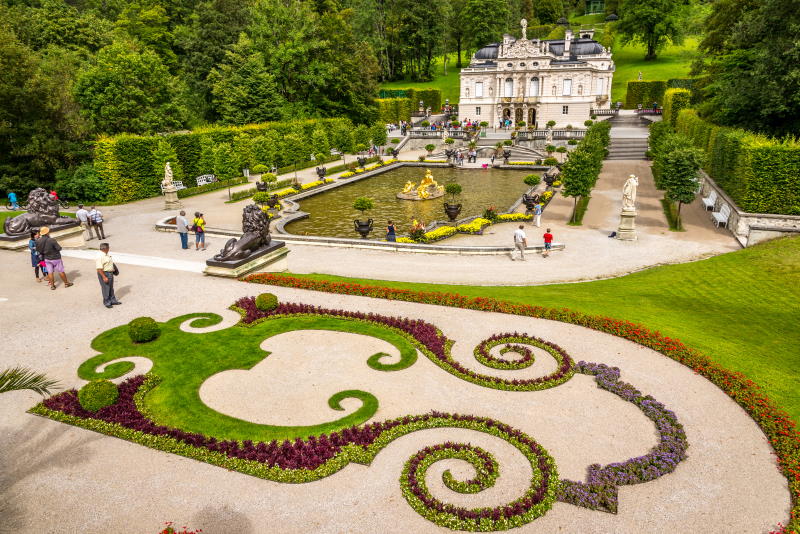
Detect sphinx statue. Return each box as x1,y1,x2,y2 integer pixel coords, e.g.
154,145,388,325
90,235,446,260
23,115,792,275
3,188,75,236
212,204,272,262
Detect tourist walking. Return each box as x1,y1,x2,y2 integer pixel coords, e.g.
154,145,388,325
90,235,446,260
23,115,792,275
192,212,206,250
386,220,397,242
176,210,189,249
512,225,527,261
542,228,554,258
533,203,542,228
8,191,18,210
89,206,105,239
96,242,121,308
36,227,72,290
75,204,91,240
29,230,46,282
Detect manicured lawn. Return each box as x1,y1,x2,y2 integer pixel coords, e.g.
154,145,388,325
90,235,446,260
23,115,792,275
611,37,699,105
380,53,462,105
285,236,800,424
0,211,75,230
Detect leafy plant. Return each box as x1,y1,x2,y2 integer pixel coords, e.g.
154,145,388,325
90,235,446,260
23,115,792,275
255,292,279,311
420,121,430,127
546,120,556,128
391,138,400,144
568,139,578,145
251,164,269,174
353,196,374,213
424,143,435,153
523,174,541,187
584,120,594,127
0,367,60,396
543,157,559,166
444,137,454,144
128,317,160,343
78,379,118,412
482,206,498,222
503,140,513,146
444,182,462,201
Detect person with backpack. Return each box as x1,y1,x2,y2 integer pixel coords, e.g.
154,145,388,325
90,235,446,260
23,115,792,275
533,203,543,228
192,212,206,250
29,230,47,282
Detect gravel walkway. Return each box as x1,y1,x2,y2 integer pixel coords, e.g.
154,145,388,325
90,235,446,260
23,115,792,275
0,259,788,533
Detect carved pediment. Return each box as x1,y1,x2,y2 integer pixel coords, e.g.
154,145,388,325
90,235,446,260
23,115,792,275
501,39,540,59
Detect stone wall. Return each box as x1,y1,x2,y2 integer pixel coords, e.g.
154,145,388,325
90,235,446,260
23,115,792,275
700,171,800,246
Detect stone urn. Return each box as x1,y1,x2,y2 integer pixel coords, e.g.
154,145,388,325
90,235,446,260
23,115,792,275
522,193,540,212
443,202,462,222
353,219,374,239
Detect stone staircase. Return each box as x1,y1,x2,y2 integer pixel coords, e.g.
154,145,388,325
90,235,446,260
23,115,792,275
606,114,650,160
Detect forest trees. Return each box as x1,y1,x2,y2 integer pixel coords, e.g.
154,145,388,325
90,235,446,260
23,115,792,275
615,0,684,60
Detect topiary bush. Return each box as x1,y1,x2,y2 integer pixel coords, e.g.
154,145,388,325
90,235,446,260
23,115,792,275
78,379,119,412
251,164,269,174
255,292,279,311
523,174,541,187
128,317,160,343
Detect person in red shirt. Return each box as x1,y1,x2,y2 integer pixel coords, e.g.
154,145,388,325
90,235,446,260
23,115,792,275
50,190,58,200
543,228,554,258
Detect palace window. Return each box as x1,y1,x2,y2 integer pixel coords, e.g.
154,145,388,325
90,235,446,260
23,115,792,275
530,77,539,96
563,79,572,96
504,78,514,97
596,78,604,95
476,107,481,116
475,82,483,97
562,105,569,114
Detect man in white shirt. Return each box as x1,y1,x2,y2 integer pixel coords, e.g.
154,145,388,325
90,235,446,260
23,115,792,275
512,225,527,261
175,210,189,249
75,204,91,240
89,206,105,240
96,242,120,308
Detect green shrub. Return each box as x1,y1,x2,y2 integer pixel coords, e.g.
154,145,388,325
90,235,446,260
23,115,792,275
584,120,594,127
377,98,413,124
53,164,108,202
251,164,269,174
523,174,541,187
424,143,435,152
255,292,279,311
546,120,556,128
177,176,248,199
625,80,667,109
78,380,119,412
353,196,374,212
391,138,400,144
503,140,513,146
128,317,161,343
420,121,430,127
261,172,277,184
568,139,578,145
445,137,455,144
444,182,462,199
252,192,273,204
663,88,692,127
543,157,559,166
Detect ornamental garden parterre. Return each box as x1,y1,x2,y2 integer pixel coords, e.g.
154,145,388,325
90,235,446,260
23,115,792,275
32,292,692,531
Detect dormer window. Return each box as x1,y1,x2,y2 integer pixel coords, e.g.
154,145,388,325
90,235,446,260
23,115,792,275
507,63,513,68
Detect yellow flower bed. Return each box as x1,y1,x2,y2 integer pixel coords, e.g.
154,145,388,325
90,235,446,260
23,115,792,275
395,237,415,243
507,161,540,165
496,213,533,222
340,171,356,178
456,217,492,234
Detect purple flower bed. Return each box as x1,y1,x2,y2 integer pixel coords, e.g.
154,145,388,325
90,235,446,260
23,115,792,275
235,298,575,391
557,361,689,513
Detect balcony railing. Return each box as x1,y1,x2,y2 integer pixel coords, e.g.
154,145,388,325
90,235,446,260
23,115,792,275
590,108,618,116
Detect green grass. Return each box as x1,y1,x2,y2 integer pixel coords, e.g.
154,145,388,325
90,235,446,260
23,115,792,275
380,53,462,105
76,312,419,442
0,211,75,231
611,36,699,105
569,13,607,25
284,236,800,424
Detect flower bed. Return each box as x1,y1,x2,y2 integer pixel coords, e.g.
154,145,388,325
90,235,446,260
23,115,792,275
474,335,536,370
242,273,800,534
457,217,492,234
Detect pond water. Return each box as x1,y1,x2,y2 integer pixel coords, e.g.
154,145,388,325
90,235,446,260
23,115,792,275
284,167,535,238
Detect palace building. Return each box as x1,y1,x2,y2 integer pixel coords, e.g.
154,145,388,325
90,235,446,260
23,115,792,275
458,20,614,128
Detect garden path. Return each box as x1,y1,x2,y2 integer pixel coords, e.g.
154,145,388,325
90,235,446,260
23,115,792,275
0,258,789,533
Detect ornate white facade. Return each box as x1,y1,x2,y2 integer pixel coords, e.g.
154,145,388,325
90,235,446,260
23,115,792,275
458,22,614,128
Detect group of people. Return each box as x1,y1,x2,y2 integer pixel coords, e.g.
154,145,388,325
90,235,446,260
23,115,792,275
512,225,554,261
75,204,106,240
449,149,479,165
174,210,207,250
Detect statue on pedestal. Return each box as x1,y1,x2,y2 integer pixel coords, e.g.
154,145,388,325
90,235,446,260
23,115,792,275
622,174,639,211
213,205,271,262
521,18,528,40
162,161,182,210
3,188,74,236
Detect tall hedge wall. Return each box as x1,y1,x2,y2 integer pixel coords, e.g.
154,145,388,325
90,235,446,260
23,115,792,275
94,118,354,203
377,98,412,124
676,109,800,215
625,80,667,109
663,88,692,127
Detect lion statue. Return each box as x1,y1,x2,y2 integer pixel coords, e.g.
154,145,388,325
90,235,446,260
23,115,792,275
212,204,272,262
3,188,75,236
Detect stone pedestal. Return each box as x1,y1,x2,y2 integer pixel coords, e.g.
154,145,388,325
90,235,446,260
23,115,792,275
204,241,289,278
0,223,85,251
616,208,637,241
163,186,182,210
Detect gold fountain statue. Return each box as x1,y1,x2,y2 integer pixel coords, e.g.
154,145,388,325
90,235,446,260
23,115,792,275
397,169,445,201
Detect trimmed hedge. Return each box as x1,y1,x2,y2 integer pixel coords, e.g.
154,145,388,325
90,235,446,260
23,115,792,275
377,98,412,124
384,88,442,112
676,109,800,215
78,380,119,412
255,293,279,311
625,80,667,109
94,118,354,203
663,88,691,127
177,177,248,199
128,317,161,343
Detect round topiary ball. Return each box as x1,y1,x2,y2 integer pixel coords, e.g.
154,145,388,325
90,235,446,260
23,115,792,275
128,317,160,343
78,379,119,412
255,293,279,312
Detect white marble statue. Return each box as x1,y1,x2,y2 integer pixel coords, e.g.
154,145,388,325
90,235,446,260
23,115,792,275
622,174,639,210
163,161,174,188
521,18,528,40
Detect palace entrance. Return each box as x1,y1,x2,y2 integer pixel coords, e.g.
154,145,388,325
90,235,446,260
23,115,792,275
515,108,523,124
528,108,536,127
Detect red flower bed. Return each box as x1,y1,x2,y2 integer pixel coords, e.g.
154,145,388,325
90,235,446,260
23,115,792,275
243,272,800,533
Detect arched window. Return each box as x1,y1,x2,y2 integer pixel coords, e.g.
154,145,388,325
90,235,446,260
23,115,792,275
504,78,514,97
577,84,583,95
530,77,539,96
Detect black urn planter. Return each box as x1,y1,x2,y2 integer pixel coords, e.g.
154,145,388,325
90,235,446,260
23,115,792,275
443,202,462,222
353,218,374,239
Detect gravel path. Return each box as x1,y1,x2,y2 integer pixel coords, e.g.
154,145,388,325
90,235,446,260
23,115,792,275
0,259,788,533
